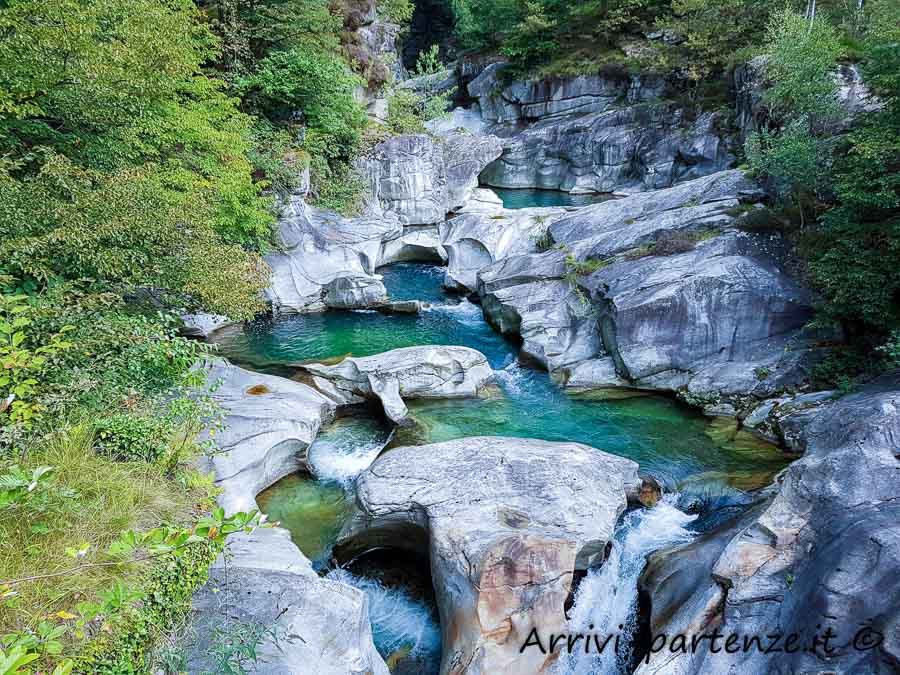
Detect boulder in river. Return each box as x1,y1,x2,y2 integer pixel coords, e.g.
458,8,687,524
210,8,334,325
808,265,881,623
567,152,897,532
335,436,644,675
264,195,401,313
300,345,495,426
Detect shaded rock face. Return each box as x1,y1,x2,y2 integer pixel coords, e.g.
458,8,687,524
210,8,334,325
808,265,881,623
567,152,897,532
336,437,642,675
468,64,733,194
636,374,900,675
584,231,816,398
187,361,389,675
461,170,816,402
264,195,401,313
300,345,494,425
440,204,569,291
361,133,503,225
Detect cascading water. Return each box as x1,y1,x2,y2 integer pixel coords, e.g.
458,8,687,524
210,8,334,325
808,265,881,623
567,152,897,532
557,496,697,675
326,568,442,673
222,262,786,674
307,414,392,485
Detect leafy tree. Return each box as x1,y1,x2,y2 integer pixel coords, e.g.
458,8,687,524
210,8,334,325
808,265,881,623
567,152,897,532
661,0,771,81
744,9,843,220
239,45,366,156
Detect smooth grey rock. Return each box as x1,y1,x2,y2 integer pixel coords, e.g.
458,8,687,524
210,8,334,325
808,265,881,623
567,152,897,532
440,207,567,291
550,170,763,260
299,346,494,425
468,65,666,125
187,360,389,675
336,437,642,675
637,374,900,675
548,169,763,250
426,107,488,136
323,275,389,309
379,224,447,264
180,312,235,338
361,133,502,225
586,232,816,398
185,528,388,675
481,107,733,194
265,196,401,312
197,360,334,514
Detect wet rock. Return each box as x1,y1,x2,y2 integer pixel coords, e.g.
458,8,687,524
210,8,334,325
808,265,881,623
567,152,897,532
636,374,900,675
361,133,502,225
196,360,334,514
337,436,643,675
299,346,494,425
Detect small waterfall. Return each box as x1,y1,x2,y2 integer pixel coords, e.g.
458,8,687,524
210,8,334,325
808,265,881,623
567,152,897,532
307,416,390,486
494,361,528,396
425,297,483,324
558,496,697,675
327,569,442,671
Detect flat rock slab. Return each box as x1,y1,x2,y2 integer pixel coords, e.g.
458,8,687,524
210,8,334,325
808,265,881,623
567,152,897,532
300,346,494,425
338,436,642,674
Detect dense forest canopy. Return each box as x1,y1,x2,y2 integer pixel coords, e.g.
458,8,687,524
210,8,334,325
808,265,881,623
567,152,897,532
0,0,897,670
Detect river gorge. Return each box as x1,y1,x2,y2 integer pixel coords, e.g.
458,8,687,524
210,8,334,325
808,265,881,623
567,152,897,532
180,39,899,675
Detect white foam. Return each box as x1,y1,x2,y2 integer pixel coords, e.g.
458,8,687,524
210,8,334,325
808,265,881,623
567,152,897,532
558,496,697,675
307,420,389,485
327,569,442,665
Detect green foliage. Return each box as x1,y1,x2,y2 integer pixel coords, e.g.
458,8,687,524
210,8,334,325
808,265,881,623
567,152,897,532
661,0,771,81
379,0,415,24
0,294,72,429
93,416,170,464
415,45,444,76
386,87,453,135
500,0,560,71
760,8,844,126
239,45,367,155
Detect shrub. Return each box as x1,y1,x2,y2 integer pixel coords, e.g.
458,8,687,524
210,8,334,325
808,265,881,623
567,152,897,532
93,415,171,464
650,231,697,256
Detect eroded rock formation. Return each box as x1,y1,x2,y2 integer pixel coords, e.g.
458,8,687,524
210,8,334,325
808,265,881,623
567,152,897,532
336,436,644,674
300,345,494,425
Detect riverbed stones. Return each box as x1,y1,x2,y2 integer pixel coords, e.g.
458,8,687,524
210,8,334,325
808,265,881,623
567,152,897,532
336,436,643,675
299,346,494,425
636,373,900,675
361,132,503,225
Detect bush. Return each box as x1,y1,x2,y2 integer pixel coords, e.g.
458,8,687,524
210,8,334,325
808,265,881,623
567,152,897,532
93,415,171,464
650,231,697,256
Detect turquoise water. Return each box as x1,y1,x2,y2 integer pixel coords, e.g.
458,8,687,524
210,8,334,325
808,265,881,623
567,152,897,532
491,187,614,209
379,263,449,304
218,265,786,490
239,262,786,674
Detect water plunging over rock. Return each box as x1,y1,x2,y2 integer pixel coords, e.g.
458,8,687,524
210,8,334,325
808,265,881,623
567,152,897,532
335,436,645,674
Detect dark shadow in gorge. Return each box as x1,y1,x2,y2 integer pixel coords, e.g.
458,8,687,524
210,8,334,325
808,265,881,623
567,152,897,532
401,0,455,72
